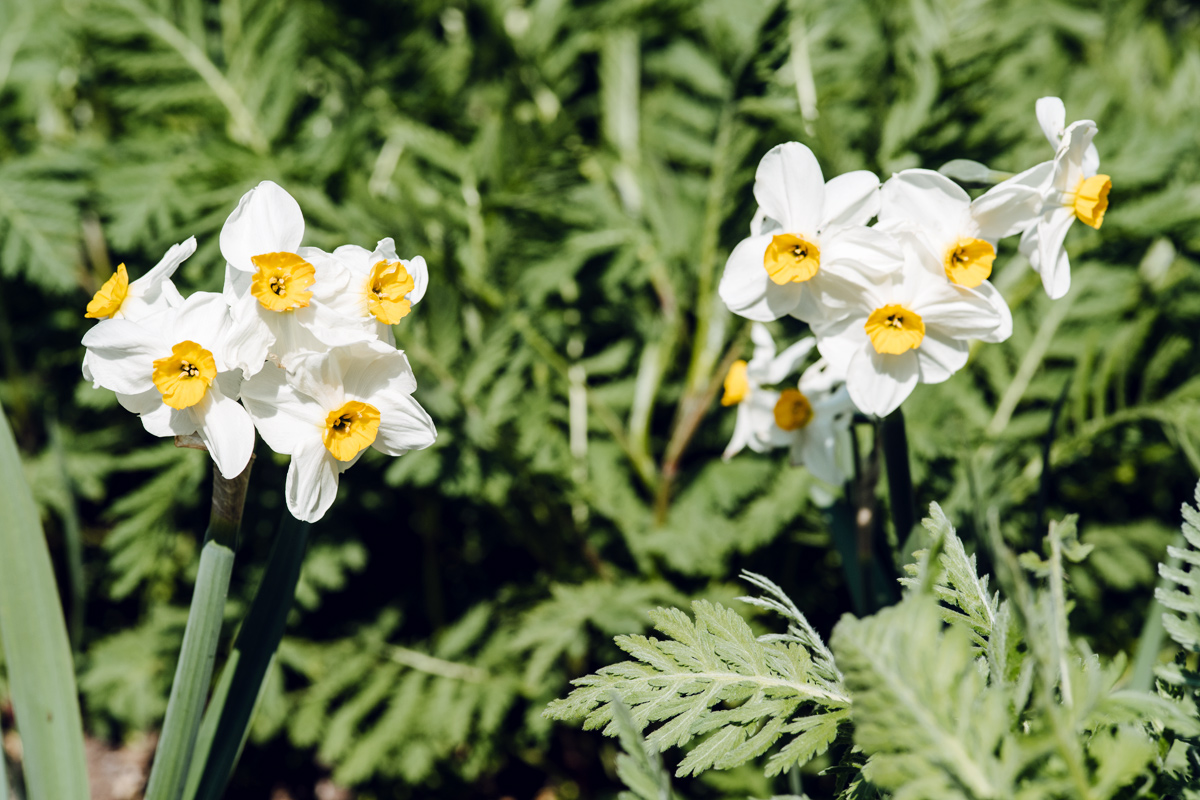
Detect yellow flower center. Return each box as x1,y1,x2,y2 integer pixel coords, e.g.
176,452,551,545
1071,174,1111,229
250,252,316,312
865,304,925,355
773,388,814,431
721,360,749,406
942,238,995,288
366,260,416,324
323,400,381,462
85,263,130,319
152,341,217,409
764,234,821,285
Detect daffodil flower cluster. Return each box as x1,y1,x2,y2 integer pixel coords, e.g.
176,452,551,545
81,181,436,523
718,97,1111,467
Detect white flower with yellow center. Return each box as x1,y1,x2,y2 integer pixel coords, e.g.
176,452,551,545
83,237,198,386
239,340,437,523
812,246,1003,417
719,142,902,324
80,292,255,479
722,323,816,459
879,169,1037,342
1014,119,1112,299
84,237,195,322
310,238,429,346
219,181,362,376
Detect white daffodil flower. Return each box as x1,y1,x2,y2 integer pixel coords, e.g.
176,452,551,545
83,237,197,385
812,245,1002,418
240,339,437,523
722,323,816,459
779,358,856,486
311,238,429,346
219,181,365,376
879,169,1036,343
1035,96,1100,175
80,291,255,479
84,237,195,322
719,142,902,324
1014,119,1111,299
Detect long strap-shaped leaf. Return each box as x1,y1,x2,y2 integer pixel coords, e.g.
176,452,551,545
0,403,88,799
189,512,311,800
143,458,253,800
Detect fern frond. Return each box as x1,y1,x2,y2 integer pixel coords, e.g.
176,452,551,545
1158,482,1200,652
546,600,849,778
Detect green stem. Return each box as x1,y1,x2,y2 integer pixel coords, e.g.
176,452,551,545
143,458,253,800
191,512,312,800
880,409,915,544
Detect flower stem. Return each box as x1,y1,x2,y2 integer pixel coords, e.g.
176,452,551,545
189,511,312,800
143,457,253,800
880,408,915,544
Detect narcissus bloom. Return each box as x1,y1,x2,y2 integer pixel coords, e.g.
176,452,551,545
812,246,1003,417
719,142,902,324
220,181,363,375
879,169,1034,342
313,238,429,346
1016,119,1112,299
80,292,255,479
84,237,195,321
722,323,816,459
1035,96,1099,175
780,358,856,486
240,340,437,523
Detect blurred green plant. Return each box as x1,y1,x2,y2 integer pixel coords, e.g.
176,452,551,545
0,0,1198,795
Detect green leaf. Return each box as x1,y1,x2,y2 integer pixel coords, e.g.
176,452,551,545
191,512,312,800
0,403,88,799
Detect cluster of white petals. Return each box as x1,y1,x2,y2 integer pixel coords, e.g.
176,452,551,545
719,97,1110,471
81,181,436,522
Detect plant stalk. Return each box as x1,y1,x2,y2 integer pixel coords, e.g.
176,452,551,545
143,457,253,800
191,511,312,800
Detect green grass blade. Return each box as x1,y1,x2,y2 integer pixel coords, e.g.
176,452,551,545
0,403,88,799
192,513,311,800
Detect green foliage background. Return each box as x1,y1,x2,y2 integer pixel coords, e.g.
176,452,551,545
0,0,1198,796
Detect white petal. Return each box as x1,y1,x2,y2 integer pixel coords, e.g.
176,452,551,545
170,292,231,362
915,332,968,384
762,337,816,384
968,281,1013,343
220,181,305,274
812,314,864,366
224,294,273,378
913,282,1002,340
240,361,326,455
372,392,437,456
1035,96,1066,148
746,322,778,375
745,389,787,452
116,388,163,417
845,343,918,418
285,436,342,523
191,382,256,479
343,341,419,400
1035,208,1075,300
405,255,429,306
969,179,1042,240
879,170,968,245
722,403,755,460
331,243,374,276
753,142,824,235
139,401,188,438
286,349,350,412
718,235,805,321
128,237,197,312
80,319,163,395
820,225,905,279
796,420,846,485
1054,121,1097,191
821,171,880,230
